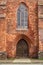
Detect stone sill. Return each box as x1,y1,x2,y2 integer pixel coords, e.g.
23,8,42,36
16,28,28,31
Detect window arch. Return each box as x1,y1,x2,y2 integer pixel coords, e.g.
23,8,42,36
17,3,28,30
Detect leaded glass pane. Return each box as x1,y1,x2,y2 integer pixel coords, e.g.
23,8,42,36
17,3,28,30
17,10,20,26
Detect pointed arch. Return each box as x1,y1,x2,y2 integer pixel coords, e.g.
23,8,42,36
17,3,28,30
16,39,29,58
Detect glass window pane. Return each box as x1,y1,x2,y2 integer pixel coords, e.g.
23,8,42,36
21,12,24,27
17,10,20,26
24,11,28,26
17,3,28,29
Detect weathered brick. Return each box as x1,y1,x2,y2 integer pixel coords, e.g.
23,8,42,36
0,0,39,58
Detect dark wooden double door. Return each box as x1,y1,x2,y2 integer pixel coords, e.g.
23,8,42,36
16,39,28,58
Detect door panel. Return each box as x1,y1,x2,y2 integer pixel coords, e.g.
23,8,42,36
16,39,28,58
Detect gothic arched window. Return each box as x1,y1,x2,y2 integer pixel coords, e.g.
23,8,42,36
17,3,28,30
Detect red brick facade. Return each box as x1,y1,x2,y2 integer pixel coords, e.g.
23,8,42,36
0,0,39,58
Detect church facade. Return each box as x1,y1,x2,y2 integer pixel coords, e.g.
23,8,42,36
0,0,39,58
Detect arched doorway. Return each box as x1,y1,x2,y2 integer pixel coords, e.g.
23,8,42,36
16,39,29,58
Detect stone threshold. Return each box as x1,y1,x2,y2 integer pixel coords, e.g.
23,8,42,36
0,59,43,64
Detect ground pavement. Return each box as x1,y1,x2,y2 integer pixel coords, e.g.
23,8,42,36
0,59,43,64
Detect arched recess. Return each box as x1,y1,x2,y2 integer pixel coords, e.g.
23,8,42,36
16,39,28,58
15,34,32,46
14,34,32,58
17,2,29,29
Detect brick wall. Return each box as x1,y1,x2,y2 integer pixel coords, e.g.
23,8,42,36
0,0,40,58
